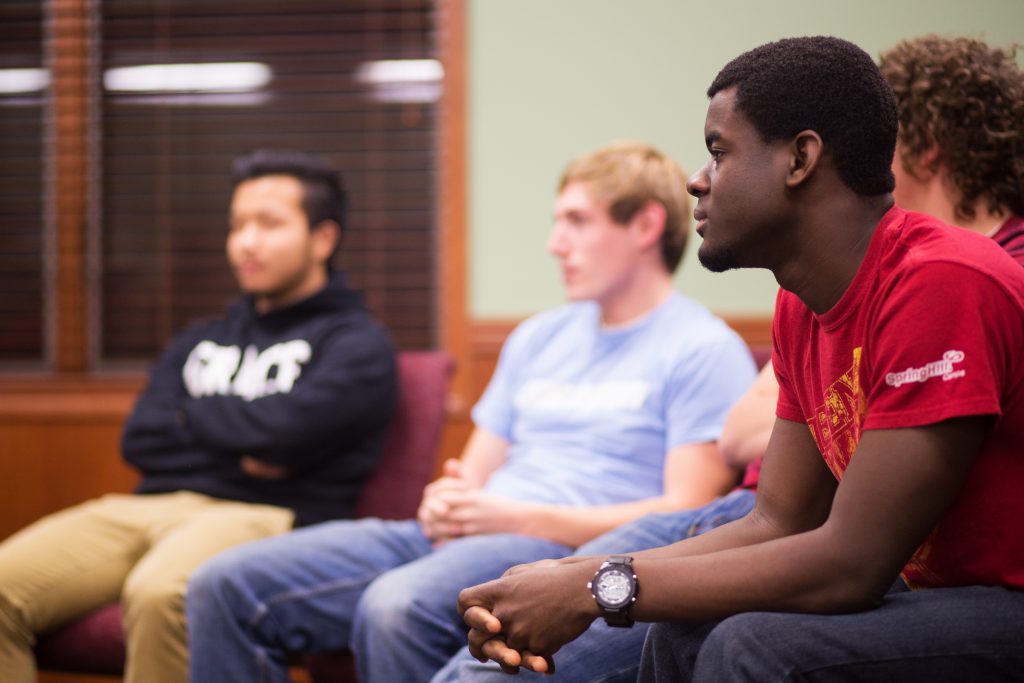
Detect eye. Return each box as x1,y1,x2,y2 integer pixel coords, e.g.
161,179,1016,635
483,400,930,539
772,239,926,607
256,213,287,229
564,212,587,229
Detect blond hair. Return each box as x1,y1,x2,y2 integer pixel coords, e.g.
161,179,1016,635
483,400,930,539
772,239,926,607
559,141,691,272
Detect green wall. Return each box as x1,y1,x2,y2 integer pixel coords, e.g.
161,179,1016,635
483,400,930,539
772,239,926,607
467,0,1024,318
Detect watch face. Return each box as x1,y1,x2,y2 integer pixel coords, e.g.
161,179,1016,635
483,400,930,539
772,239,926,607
596,568,633,607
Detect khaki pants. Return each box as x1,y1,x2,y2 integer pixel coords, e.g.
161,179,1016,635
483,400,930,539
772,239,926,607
0,491,293,683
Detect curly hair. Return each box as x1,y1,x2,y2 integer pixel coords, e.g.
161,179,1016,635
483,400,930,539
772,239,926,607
709,36,897,197
879,35,1024,221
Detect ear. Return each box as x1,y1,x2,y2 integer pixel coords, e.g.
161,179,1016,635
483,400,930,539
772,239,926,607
786,130,824,189
907,141,942,178
630,200,667,250
311,220,340,265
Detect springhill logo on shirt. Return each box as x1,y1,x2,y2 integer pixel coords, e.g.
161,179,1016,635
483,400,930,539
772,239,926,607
884,350,966,388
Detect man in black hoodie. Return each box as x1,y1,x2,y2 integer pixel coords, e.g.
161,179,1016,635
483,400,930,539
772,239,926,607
0,150,397,683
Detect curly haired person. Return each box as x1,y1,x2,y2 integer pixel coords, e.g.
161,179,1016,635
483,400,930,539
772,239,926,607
881,34,1024,264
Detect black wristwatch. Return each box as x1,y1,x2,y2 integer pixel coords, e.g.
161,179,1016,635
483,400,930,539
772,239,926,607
588,555,638,627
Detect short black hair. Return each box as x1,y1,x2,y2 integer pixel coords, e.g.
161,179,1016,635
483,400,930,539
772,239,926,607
709,36,897,196
231,149,347,236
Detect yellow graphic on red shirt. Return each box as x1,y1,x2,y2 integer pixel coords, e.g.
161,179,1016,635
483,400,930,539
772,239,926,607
806,346,942,587
807,347,867,479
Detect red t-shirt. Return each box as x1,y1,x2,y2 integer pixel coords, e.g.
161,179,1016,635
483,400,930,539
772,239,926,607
773,206,1024,590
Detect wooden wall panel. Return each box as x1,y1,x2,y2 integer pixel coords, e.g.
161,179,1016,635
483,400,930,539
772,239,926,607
0,381,141,541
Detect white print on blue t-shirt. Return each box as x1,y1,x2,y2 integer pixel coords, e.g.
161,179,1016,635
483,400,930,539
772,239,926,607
182,339,312,401
514,379,651,413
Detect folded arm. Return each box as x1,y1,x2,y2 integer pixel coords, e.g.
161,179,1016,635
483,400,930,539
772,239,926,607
180,330,396,471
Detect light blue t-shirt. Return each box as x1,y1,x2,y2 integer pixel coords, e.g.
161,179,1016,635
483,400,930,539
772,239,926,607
473,292,757,506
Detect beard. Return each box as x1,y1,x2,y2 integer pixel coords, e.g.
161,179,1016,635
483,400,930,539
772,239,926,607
697,239,742,273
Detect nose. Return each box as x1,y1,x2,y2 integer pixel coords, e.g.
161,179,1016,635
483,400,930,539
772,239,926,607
547,222,568,257
230,221,261,251
686,162,710,198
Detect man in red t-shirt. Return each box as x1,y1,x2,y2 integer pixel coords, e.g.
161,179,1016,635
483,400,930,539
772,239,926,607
455,36,1024,682
707,34,1024,503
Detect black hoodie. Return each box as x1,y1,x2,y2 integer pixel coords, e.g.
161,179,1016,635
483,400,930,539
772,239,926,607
122,273,397,526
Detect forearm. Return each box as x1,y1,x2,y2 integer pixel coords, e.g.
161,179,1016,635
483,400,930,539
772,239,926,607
631,524,885,623
456,429,511,487
459,524,882,669
516,451,739,548
184,394,363,454
122,391,204,468
519,493,715,549
552,520,883,628
627,500,775,561
183,376,394,466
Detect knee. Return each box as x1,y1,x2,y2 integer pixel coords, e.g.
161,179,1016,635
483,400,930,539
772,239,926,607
640,622,687,679
643,622,678,655
696,613,778,681
121,574,183,631
354,569,445,642
354,573,413,636
184,551,263,631
0,593,27,642
187,554,235,605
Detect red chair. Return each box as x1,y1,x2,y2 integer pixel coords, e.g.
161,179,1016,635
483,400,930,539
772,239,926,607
34,350,453,682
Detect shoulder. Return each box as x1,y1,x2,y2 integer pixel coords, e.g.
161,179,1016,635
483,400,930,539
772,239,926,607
613,295,755,390
319,311,396,363
652,293,750,355
662,293,738,335
290,282,392,343
504,302,597,349
892,210,1016,270
886,214,1024,306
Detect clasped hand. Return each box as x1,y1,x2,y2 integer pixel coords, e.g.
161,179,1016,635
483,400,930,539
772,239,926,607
457,558,602,674
417,459,529,543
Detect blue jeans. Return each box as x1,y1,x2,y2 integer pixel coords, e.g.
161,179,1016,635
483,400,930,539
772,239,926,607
638,584,1024,682
432,489,756,682
185,518,572,683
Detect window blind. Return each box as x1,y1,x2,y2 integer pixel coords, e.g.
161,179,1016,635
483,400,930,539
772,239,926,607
0,0,46,364
97,0,439,362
